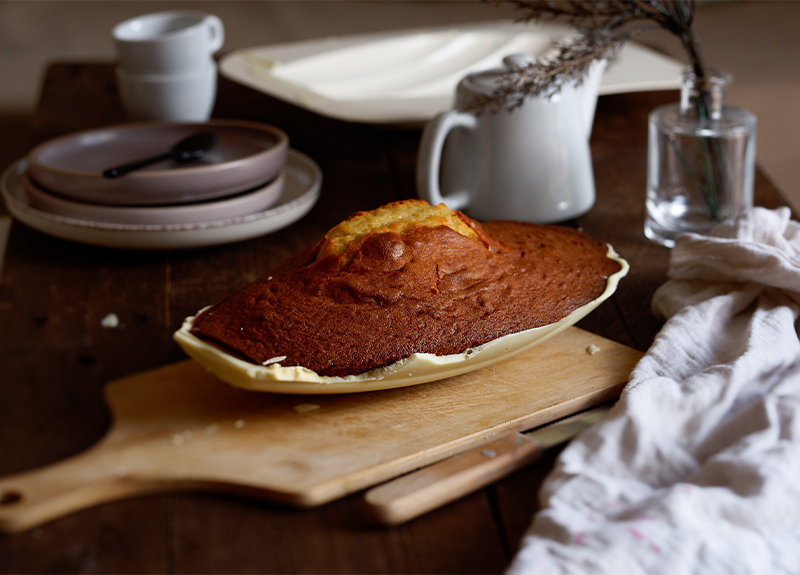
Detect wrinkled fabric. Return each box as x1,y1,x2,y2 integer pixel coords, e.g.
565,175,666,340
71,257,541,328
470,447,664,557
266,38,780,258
508,207,800,574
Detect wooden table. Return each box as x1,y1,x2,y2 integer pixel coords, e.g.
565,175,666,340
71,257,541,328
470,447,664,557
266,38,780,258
0,62,790,574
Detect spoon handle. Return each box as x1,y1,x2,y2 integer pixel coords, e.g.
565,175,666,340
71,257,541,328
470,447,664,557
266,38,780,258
102,151,173,178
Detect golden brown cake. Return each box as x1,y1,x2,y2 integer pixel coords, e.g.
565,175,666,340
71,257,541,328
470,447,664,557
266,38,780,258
184,200,622,378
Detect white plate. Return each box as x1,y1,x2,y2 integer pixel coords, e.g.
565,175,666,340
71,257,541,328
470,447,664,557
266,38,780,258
220,21,684,124
173,247,629,394
1,149,321,250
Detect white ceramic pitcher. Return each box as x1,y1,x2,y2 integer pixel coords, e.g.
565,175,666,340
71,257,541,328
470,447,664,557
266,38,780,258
417,55,606,223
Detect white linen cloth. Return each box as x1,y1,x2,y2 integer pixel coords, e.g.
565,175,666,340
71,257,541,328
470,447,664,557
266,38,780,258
508,207,800,574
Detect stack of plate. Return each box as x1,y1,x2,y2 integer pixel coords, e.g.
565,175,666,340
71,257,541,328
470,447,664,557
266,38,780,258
0,120,322,249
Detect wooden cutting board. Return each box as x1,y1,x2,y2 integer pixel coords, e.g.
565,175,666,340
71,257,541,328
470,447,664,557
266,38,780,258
0,327,642,533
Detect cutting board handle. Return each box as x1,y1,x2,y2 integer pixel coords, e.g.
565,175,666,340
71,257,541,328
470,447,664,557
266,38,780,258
0,442,142,533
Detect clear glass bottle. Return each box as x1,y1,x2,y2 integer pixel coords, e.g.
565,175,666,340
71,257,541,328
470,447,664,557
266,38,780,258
644,67,756,247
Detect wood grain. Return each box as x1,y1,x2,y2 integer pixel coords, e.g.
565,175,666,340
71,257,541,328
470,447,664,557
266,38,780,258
364,405,610,526
364,431,545,525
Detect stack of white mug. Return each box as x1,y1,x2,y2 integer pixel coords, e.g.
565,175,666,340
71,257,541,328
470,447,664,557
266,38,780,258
114,10,224,123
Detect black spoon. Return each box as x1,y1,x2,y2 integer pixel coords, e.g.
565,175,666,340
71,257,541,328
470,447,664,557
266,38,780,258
102,131,217,178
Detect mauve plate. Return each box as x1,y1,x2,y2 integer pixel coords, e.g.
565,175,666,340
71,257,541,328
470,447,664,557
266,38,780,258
1,149,321,250
22,168,284,226
26,120,289,206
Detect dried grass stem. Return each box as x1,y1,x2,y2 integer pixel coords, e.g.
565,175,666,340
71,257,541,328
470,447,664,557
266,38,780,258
476,0,706,112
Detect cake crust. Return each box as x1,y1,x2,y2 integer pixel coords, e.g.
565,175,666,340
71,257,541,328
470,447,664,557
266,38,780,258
188,201,621,377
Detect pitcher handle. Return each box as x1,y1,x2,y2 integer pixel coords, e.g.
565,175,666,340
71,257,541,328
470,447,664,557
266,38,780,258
416,110,476,211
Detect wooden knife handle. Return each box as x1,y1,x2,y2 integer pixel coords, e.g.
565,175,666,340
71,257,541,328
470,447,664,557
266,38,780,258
364,432,543,525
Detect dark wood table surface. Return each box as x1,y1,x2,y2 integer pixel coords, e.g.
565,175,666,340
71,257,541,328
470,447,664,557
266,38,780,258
0,62,791,574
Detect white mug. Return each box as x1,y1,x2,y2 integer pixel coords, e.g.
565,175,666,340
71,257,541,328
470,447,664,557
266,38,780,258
417,56,606,224
116,64,217,122
113,10,224,75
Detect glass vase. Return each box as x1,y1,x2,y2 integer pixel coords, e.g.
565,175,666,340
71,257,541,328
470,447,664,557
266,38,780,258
644,67,756,247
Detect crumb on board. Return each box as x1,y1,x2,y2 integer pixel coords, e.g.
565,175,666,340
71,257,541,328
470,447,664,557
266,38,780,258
100,313,119,328
171,430,193,446
586,344,601,355
204,423,220,435
233,419,246,429
293,403,321,414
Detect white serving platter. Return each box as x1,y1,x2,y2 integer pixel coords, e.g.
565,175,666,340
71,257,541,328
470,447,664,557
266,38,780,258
220,21,684,125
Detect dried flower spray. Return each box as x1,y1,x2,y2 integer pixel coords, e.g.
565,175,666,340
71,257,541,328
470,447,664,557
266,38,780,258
476,0,707,111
